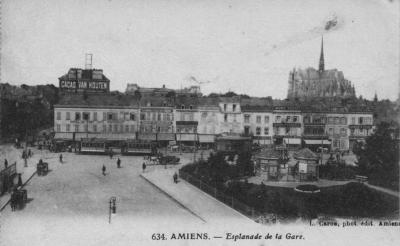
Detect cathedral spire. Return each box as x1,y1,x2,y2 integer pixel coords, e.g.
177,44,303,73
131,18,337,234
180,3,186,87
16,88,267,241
319,36,325,72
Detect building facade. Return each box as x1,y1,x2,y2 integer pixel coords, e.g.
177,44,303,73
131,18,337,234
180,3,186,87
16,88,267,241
242,105,273,145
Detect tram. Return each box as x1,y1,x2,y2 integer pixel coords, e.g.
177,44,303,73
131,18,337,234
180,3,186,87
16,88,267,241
79,138,107,154
122,140,156,155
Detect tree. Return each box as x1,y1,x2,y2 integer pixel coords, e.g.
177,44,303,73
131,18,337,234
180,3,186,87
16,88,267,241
354,122,399,190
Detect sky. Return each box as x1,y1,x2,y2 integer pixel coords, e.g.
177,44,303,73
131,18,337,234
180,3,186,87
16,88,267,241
1,0,399,100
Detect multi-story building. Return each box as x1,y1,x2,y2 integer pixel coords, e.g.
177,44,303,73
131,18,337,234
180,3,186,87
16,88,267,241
302,112,331,151
242,105,273,146
347,112,374,150
325,111,349,151
174,98,199,146
139,98,175,145
54,94,139,143
197,97,220,147
272,103,303,148
218,97,243,134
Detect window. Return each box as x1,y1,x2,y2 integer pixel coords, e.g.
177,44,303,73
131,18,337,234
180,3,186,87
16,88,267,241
75,124,79,132
232,104,236,112
276,116,281,122
256,127,261,135
181,105,185,110
233,114,237,122
328,117,333,124
66,124,70,132
244,126,250,135
224,104,227,111
264,116,269,124
93,125,97,132
359,117,363,124
140,114,145,120
130,125,135,132
202,112,207,119
107,113,113,121
108,125,112,132
293,116,298,122
152,113,156,121
84,125,88,132
83,112,90,121
125,125,129,132
286,116,291,122
166,114,171,121
244,114,250,123
329,128,333,135
75,112,81,121
56,112,61,120
102,124,106,132
340,117,346,124
157,113,161,121
66,112,70,120
351,117,355,124
350,128,355,136
130,113,136,121
189,105,193,110
334,128,339,134
303,116,310,124
335,117,339,124
56,124,61,132
93,112,97,121
113,125,118,132
224,114,228,122
189,114,194,121
340,128,346,136
264,127,269,135
120,125,124,132
256,116,261,123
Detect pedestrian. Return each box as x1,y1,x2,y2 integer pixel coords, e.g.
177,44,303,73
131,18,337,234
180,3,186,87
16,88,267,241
117,158,121,168
4,159,8,169
173,172,178,183
59,154,63,163
102,165,106,176
142,162,146,173
28,149,32,157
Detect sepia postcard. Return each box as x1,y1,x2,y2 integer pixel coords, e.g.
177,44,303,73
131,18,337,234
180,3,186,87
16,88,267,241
0,0,399,245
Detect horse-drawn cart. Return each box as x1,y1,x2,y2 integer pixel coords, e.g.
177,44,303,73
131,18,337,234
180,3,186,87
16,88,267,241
37,161,49,176
10,189,28,211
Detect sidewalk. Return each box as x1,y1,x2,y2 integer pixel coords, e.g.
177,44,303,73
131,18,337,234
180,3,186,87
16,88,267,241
365,183,400,198
140,167,255,225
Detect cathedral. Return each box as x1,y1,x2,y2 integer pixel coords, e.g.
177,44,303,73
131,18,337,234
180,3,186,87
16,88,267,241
287,38,356,99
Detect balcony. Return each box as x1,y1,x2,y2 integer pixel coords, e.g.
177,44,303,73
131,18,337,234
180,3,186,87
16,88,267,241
272,122,301,128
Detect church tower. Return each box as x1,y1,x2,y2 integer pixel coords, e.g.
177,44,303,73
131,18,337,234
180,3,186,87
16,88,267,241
318,36,325,72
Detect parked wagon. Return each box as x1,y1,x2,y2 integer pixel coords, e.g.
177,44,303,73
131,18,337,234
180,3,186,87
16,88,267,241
10,189,28,211
37,161,49,176
159,155,180,165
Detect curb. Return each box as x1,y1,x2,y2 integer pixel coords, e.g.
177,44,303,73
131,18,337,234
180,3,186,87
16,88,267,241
0,170,37,212
139,174,206,223
179,178,256,223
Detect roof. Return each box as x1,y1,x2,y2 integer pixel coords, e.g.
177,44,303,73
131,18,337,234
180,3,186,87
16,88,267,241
255,148,281,160
56,93,139,107
59,69,110,82
293,148,319,160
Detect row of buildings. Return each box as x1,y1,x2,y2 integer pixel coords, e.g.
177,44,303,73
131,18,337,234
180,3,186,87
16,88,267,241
54,92,373,151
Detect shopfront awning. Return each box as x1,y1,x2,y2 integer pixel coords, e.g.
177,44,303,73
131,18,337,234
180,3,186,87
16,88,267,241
138,133,157,141
198,134,215,143
283,138,301,145
157,133,175,141
54,132,73,140
176,134,197,141
304,139,331,145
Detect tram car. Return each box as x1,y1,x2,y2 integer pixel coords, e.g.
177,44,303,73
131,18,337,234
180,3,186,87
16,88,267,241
37,161,49,176
122,140,156,155
79,138,107,154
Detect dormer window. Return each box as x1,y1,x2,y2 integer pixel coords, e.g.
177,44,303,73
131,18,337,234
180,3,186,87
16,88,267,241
232,104,236,112
181,105,185,109
189,105,193,110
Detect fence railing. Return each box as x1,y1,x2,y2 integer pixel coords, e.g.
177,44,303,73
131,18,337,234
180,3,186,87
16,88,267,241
179,170,266,221
0,162,17,195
